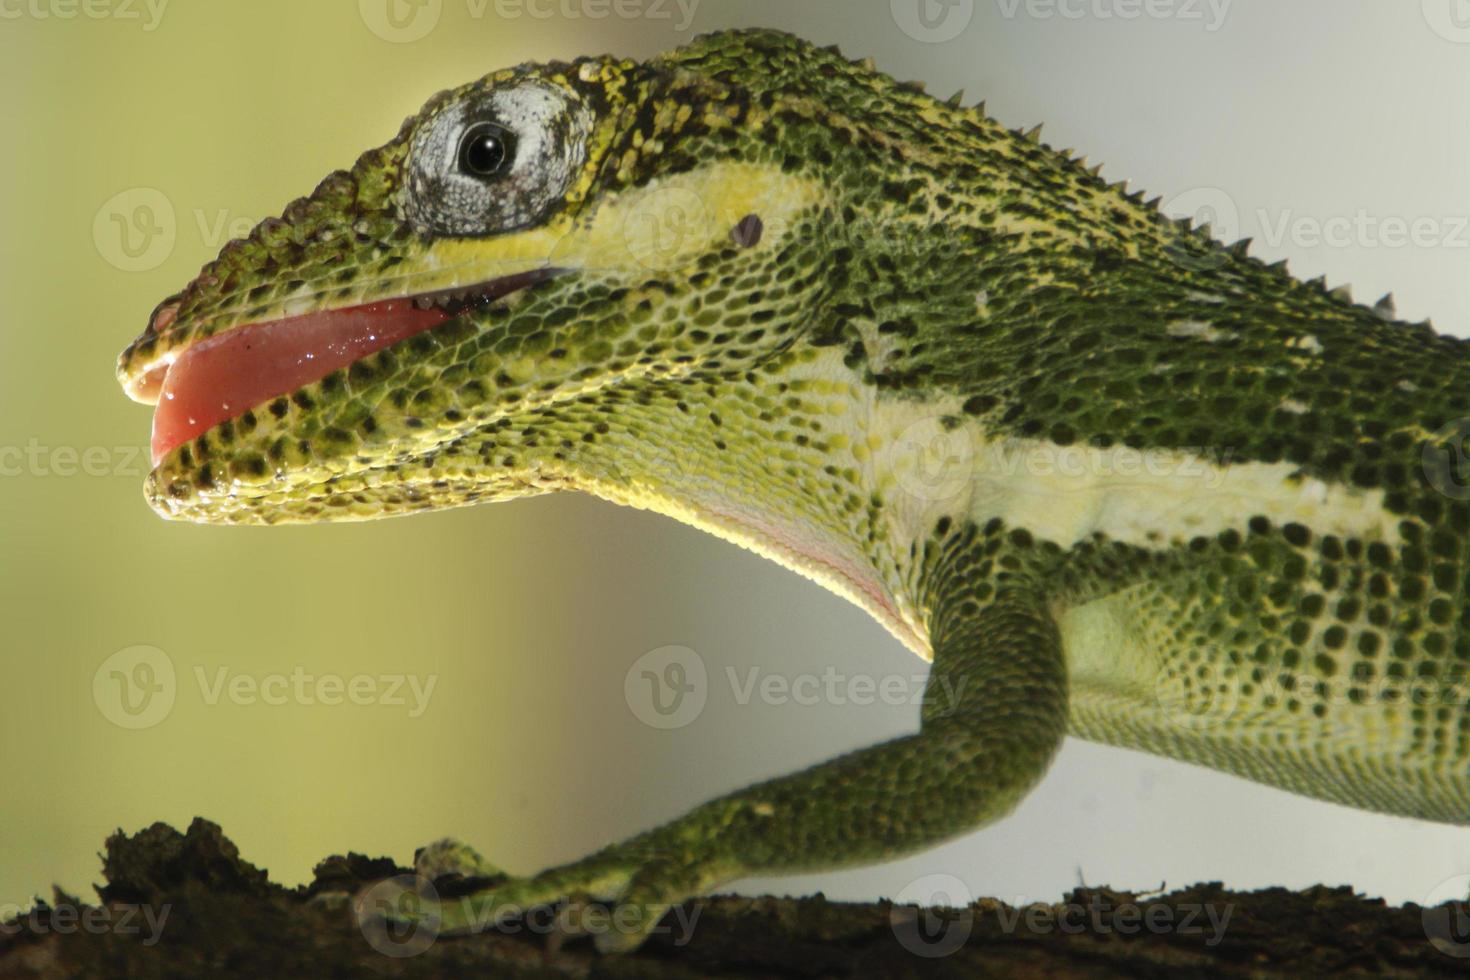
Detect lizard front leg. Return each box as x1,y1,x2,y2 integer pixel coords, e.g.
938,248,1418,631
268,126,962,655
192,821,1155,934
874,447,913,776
362,530,1069,953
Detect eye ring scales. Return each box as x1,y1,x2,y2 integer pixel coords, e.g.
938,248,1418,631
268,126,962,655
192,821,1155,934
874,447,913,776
401,81,593,239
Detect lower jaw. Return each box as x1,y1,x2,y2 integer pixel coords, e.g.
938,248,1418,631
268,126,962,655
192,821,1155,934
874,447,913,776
144,447,557,525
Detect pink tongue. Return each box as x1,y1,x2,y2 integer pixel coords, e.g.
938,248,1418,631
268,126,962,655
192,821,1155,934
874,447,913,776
151,299,450,466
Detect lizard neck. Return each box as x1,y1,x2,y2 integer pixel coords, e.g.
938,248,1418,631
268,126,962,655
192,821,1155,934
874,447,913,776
523,344,943,660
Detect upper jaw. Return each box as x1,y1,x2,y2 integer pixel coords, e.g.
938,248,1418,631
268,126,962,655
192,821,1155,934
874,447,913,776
118,264,567,398
127,264,572,471
118,260,561,405
117,296,186,405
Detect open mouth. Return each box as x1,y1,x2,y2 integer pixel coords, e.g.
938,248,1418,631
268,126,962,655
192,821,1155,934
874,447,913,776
132,268,562,467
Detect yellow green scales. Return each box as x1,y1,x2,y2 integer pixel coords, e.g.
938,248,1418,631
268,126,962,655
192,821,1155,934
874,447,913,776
117,29,1470,952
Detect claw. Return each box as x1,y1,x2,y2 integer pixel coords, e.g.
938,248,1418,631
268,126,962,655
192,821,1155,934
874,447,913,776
414,837,503,882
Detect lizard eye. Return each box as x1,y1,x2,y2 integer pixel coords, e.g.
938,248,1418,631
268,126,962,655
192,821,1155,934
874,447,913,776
402,81,589,238
457,122,514,179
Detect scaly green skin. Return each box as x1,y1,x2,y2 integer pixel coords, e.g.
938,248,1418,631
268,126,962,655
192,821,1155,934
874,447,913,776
117,29,1470,952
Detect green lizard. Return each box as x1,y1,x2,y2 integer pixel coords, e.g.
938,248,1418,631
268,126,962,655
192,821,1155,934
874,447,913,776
116,28,1470,952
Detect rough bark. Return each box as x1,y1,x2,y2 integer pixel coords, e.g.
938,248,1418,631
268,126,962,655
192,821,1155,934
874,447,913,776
1,818,1466,978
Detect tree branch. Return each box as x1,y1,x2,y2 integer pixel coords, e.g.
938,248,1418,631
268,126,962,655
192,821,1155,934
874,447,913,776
1,818,1465,978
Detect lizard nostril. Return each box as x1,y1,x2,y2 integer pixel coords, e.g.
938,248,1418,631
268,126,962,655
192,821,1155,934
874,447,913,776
148,301,181,336
731,214,764,248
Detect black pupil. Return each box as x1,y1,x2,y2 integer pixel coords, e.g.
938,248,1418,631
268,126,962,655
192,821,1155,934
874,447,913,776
459,123,511,178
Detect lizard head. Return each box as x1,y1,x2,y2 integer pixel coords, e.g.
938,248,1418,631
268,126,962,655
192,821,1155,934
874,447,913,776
117,29,861,523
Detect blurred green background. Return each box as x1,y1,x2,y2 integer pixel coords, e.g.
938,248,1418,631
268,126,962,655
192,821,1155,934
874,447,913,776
6,0,1470,923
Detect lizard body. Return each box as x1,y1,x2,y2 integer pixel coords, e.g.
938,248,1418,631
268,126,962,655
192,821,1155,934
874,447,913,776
117,29,1470,950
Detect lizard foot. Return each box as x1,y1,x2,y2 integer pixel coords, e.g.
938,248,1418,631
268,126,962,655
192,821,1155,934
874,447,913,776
358,834,716,954
413,837,503,882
